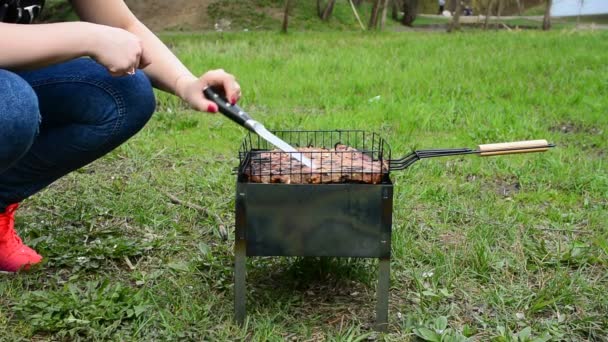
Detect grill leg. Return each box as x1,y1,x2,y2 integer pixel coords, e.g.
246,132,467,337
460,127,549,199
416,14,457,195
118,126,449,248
234,239,247,326
375,257,390,332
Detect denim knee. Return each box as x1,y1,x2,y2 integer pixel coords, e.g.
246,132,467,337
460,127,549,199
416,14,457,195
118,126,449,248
61,65,155,152
89,68,156,147
117,70,156,138
0,70,40,170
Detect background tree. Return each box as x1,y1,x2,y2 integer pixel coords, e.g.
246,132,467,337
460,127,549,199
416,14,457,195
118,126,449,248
576,0,585,27
348,0,366,30
484,0,495,30
401,0,418,26
514,0,523,15
391,0,401,20
368,0,382,29
380,0,390,29
317,0,337,21
448,0,462,32
496,0,504,18
542,0,552,30
282,0,293,33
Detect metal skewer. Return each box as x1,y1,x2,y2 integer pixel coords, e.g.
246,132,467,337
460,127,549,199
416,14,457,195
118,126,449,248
389,140,555,170
204,87,313,168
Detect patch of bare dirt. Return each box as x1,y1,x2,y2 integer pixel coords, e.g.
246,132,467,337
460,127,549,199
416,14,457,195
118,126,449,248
550,121,604,135
265,6,285,21
492,176,521,197
553,122,579,134
125,0,213,30
438,230,467,248
124,0,285,31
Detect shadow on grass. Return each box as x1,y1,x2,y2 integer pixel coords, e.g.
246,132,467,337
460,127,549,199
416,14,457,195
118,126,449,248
242,257,380,327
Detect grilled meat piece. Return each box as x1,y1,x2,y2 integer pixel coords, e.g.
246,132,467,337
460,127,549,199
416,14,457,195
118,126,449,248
244,144,387,184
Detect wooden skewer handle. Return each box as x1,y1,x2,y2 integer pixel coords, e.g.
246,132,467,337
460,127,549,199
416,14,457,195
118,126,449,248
478,139,550,156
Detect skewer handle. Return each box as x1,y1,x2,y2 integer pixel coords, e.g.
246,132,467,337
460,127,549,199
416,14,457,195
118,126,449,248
478,139,550,156
203,87,254,131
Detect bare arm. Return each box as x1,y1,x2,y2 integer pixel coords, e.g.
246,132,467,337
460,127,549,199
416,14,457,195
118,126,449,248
0,22,95,69
1,20,150,76
71,0,189,94
71,0,241,110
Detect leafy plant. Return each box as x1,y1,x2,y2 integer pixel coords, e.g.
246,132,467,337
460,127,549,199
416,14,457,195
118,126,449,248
413,316,470,342
13,280,149,339
495,326,552,342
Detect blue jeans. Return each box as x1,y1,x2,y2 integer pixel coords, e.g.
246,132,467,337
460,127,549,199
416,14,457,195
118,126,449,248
0,58,156,211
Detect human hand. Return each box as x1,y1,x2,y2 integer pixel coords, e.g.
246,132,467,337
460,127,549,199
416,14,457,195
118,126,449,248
88,24,151,77
175,69,241,113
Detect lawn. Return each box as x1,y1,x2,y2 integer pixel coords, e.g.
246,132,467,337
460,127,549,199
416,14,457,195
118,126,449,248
1,29,607,341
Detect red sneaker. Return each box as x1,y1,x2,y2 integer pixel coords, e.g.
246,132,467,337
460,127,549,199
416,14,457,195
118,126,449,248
0,203,42,272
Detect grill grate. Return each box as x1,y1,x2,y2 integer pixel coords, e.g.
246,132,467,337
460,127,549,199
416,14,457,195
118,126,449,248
237,130,392,184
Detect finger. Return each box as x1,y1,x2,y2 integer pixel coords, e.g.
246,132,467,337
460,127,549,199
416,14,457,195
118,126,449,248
138,52,152,69
123,63,136,76
224,80,241,105
137,43,152,69
202,70,240,103
107,61,135,77
190,96,218,114
234,82,242,102
109,69,126,77
109,67,135,77
133,54,141,73
200,99,218,113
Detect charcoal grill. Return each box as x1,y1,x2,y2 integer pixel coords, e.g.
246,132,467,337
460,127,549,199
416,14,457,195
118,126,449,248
232,130,552,331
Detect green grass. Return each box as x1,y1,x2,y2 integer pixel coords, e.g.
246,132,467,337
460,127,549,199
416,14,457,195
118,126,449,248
1,29,607,341
522,4,547,16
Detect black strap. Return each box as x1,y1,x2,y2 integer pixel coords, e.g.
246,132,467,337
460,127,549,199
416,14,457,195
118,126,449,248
0,2,9,22
0,0,45,24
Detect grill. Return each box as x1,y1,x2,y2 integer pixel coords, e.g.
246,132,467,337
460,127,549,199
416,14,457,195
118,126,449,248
232,130,552,331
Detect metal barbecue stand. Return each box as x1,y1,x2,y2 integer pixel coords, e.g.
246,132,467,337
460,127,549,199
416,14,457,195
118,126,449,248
232,129,553,331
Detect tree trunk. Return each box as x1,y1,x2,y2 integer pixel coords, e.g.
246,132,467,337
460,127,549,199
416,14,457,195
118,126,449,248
448,0,461,32
484,0,494,30
317,0,337,21
515,0,522,16
368,0,382,29
448,0,456,13
353,0,363,6
322,0,337,21
401,0,417,26
391,0,401,21
494,0,503,30
348,0,366,30
497,0,504,18
542,0,552,30
380,0,389,29
282,0,291,33
317,0,322,18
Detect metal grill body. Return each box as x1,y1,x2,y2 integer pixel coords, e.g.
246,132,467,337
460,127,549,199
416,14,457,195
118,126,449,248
233,130,394,331
236,183,393,257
